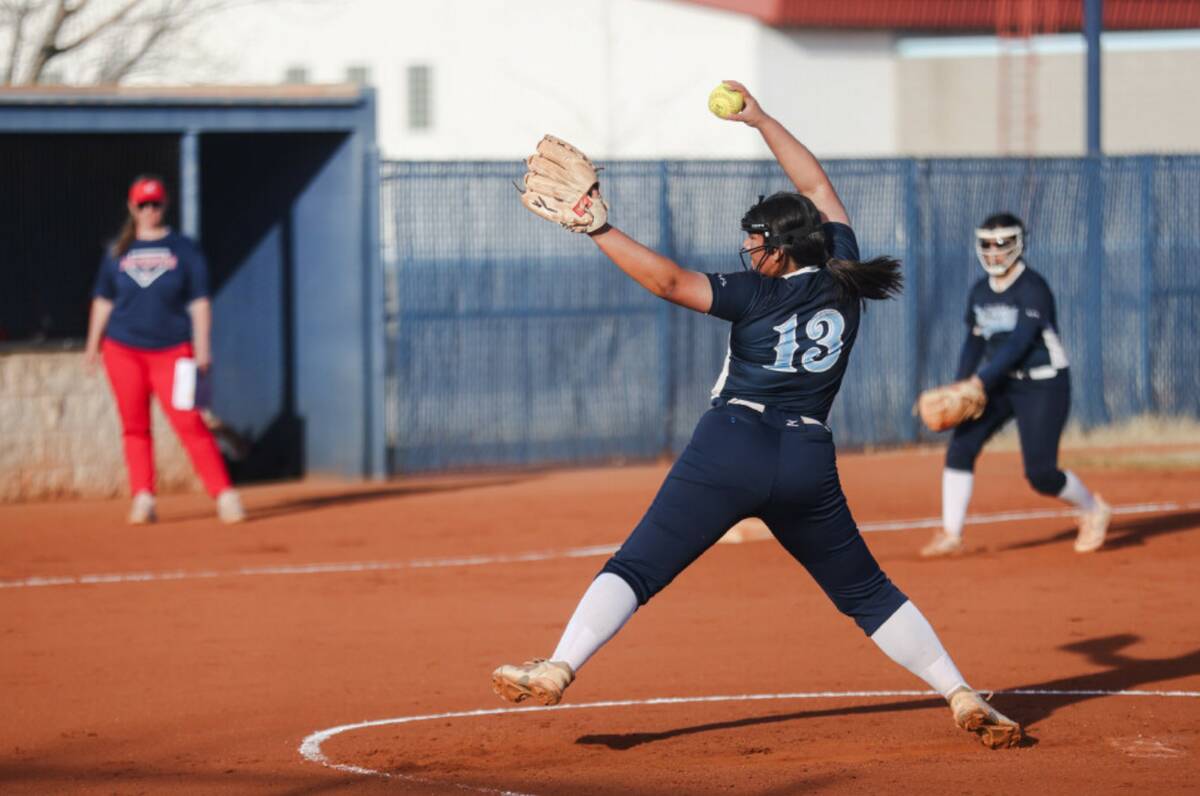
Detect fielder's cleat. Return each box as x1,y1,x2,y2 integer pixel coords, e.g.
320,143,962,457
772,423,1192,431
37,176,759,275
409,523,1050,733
1074,494,1111,553
492,659,574,706
920,531,964,558
948,686,1023,749
128,491,157,525
718,517,773,545
216,489,247,524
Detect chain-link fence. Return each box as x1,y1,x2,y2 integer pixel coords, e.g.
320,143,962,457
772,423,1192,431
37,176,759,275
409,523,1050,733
380,156,1200,473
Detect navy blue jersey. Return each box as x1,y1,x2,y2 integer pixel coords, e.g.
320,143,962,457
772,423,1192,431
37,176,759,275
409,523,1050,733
93,231,209,350
956,264,1069,388
705,222,860,423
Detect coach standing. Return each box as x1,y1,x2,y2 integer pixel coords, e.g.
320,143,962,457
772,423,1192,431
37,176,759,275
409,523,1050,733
83,175,245,525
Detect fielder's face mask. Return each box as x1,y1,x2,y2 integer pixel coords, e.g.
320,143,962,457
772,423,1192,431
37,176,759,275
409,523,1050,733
974,225,1023,277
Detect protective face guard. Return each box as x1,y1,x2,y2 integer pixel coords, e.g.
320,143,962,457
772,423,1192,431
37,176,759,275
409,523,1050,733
740,216,773,271
974,225,1023,277
739,243,771,271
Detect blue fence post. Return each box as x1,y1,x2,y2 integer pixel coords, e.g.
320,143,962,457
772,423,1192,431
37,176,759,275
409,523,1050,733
1138,155,1156,414
1083,155,1108,426
362,135,385,478
903,158,923,442
179,129,200,239
658,160,677,454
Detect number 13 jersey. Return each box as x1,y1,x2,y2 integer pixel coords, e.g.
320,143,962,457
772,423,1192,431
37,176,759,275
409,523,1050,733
706,222,862,423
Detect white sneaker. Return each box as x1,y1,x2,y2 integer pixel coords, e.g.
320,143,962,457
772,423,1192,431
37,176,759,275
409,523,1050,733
128,491,157,525
216,489,246,524
920,531,963,558
1074,494,1111,553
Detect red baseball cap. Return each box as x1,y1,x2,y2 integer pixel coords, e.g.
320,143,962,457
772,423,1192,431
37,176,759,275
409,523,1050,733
128,177,167,204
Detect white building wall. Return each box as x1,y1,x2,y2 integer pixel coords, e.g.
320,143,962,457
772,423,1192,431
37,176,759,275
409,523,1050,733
756,29,899,157
177,0,895,160
897,32,1200,156
155,3,1200,159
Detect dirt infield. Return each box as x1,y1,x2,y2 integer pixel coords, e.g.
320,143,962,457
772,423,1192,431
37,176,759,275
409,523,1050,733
2,446,1198,794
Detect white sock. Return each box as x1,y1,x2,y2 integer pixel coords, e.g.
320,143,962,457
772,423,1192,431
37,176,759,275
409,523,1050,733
870,601,968,698
1057,470,1097,512
550,573,638,672
942,468,973,539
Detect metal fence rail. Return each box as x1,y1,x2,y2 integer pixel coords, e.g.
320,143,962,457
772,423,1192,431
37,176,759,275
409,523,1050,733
380,156,1200,474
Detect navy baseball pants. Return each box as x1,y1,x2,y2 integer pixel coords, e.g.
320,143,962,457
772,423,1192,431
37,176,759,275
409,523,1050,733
946,371,1071,495
601,402,907,636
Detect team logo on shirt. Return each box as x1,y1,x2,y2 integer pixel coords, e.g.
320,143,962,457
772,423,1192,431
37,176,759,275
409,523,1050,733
972,303,1019,339
120,248,178,288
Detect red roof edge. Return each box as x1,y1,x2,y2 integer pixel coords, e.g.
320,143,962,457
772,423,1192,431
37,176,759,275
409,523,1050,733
677,0,1200,31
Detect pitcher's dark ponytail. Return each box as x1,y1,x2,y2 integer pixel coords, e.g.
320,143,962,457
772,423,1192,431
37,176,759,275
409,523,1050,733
826,256,902,303
741,191,902,304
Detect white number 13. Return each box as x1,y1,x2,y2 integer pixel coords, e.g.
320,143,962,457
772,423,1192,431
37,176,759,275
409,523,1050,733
765,309,845,374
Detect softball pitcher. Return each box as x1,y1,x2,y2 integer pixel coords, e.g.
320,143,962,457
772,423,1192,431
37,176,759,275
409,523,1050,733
493,81,1022,749
919,214,1111,557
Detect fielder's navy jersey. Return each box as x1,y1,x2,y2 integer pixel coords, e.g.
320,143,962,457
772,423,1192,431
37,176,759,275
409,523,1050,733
957,264,1069,388
705,222,860,423
93,231,209,350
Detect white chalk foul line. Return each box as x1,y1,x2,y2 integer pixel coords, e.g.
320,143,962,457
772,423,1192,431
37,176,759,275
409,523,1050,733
4,499,1199,590
300,687,1200,790
0,544,621,590
858,499,1200,533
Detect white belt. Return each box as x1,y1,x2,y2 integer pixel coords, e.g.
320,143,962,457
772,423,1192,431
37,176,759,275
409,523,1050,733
727,398,825,427
1009,365,1059,381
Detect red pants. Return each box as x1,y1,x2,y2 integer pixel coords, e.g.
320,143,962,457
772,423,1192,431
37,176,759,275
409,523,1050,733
101,339,231,497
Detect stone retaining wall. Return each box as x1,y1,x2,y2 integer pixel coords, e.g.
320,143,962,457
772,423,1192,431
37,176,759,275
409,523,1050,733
1,350,200,502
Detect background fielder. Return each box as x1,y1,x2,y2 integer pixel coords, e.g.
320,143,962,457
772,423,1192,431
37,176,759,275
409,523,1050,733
921,214,1111,557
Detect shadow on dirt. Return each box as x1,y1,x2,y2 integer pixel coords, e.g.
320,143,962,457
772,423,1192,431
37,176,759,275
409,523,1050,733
242,477,533,522
576,695,948,750
0,762,392,795
1003,633,1200,728
162,476,534,524
576,634,1200,750
999,509,1200,552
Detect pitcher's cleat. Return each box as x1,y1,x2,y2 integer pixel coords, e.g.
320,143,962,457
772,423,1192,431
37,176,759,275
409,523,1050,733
949,686,1023,749
920,531,964,558
128,491,157,525
492,659,575,706
1074,495,1111,553
216,489,247,524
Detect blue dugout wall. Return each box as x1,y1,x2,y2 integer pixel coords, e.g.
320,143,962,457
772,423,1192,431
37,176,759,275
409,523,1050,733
381,156,1200,473
0,89,383,479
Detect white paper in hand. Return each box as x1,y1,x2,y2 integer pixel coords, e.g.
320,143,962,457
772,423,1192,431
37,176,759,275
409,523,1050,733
172,357,197,411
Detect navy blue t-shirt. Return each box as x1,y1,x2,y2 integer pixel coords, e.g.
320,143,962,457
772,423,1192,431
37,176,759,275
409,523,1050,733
93,231,209,350
956,264,1069,387
705,222,861,423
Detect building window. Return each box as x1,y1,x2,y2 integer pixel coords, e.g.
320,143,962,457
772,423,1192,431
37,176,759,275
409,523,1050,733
346,65,371,86
284,65,309,85
407,64,432,130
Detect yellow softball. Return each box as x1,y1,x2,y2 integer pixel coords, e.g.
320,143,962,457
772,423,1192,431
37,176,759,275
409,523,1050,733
708,83,745,119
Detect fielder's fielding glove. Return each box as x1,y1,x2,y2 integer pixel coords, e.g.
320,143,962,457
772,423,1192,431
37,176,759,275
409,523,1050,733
519,134,608,234
917,377,987,432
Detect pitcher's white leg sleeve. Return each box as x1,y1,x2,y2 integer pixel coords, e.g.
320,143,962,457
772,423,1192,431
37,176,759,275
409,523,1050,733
1057,470,1097,512
870,601,968,698
942,468,974,539
550,573,639,673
